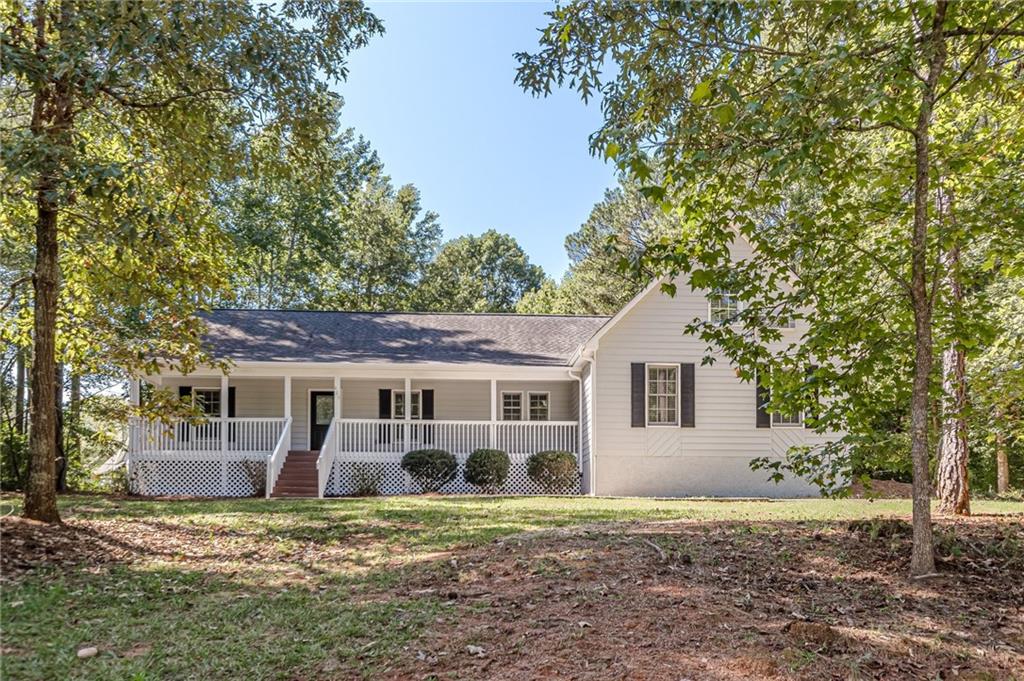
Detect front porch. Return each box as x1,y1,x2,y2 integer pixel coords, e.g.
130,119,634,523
127,371,581,497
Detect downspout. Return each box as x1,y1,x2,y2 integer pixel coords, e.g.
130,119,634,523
568,348,597,496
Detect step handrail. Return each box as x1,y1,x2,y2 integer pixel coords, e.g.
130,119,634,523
265,417,292,499
316,418,338,499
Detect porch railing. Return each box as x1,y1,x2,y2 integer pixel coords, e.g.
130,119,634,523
265,417,293,499
128,417,288,455
333,418,577,455
316,418,338,499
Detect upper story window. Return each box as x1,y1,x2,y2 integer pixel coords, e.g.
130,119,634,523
393,390,421,419
646,364,678,426
528,392,550,421
192,388,221,417
708,290,740,324
502,392,523,421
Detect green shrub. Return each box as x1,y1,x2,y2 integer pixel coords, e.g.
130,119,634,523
464,448,510,493
401,448,457,493
352,462,385,497
526,450,578,493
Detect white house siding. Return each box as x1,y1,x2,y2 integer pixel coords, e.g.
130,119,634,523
579,363,593,495
592,270,834,497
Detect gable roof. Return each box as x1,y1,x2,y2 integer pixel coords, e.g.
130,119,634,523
202,309,610,367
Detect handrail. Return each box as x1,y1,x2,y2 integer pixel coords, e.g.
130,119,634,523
316,418,339,499
335,418,579,426
265,417,292,499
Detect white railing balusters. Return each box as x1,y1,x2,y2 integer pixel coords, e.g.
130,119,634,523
265,417,292,499
332,419,577,456
316,418,338,499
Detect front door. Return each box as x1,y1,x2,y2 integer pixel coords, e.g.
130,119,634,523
309,391,335,450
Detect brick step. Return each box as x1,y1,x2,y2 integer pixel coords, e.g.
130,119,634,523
276,476,317,484
271,492,318,498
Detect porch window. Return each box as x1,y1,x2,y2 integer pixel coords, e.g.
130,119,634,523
708,290,740,324
393,390,421,419
646,365,678,426
528,392,549,421
192,388,221,417
501,392,523,421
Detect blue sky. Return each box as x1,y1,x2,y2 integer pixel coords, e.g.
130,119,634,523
336,1,618,279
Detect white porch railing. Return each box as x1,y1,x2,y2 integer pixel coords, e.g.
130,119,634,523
333,418,577,455
128,417,288,455
316,418,338,499
265,417,293,499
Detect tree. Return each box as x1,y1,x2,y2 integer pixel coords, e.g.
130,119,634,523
518,184,671,315
2,0,381,522
518,0,1024,575
418,230,545,312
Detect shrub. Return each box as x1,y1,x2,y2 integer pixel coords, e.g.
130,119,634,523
352,462,384,497
464,448,510,493
526,450,578,493
239,459,266,497
401,448,457,493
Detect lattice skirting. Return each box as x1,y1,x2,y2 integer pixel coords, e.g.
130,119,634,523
325,452,581,496
128,453,267,497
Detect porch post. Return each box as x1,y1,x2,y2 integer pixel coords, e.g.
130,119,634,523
220,374,229,495
128,378,140,406
403,377,412,452
283,376,292,420
489,379,497,449
333,376,341,421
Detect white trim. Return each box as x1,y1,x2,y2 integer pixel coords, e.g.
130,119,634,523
771,410,804,427
283,376,292,419
574,278,666,359
306,388,339,450
707,290,741,324
526,391,550,421
190,386,223,417
152,362,576,381
644,363,680,427
500,391,524,421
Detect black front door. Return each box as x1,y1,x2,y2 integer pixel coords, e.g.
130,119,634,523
310,391,335,450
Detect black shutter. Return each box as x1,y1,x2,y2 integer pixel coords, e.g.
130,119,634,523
631,363,645,427
227,386,236,442
178,386,191,441
679,363,695,428
421,389,434,444
378,389,391,444
755,373,771,428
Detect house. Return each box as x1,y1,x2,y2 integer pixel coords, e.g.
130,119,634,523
129,243,835,498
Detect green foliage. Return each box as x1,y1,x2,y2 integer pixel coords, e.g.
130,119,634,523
517,0,1024,496
417,230,546,312
400,448,457,493
463,448,511,493
526,450,578,494
352,463,385,497
517,183,672,315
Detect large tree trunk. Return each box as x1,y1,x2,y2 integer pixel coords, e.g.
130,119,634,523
995,406,1009,494
935,248,969,514
24,0,71,523
906,0,948,578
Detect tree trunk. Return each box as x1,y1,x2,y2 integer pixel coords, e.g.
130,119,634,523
936,247,969,514
995,406,1009,494
15,348,26,434
24,0,72,523
906,0,948,578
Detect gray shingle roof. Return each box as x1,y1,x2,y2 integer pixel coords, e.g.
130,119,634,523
202,310,609,366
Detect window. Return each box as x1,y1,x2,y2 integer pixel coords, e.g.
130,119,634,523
501,392,523,421
708,290,740,324
772,410,803,427
393,390,421,419
646,365,678,426
777,315,797,329
528,392,550,421
192,388,221,417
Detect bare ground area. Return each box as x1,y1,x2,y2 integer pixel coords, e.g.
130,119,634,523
2,499,1022,681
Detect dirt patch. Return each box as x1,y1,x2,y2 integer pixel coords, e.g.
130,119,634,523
379,517,1024,680
850,478,913,498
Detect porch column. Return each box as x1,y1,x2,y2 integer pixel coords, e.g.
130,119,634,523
489,379,497,448
128,378,140,406
220,374,229,495
333,376,341,421
403,377,412,451
283,376,292,420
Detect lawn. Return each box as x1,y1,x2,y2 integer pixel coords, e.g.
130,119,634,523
2,494,1022,680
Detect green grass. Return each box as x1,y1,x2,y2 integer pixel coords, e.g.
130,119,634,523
2,494,1020,680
